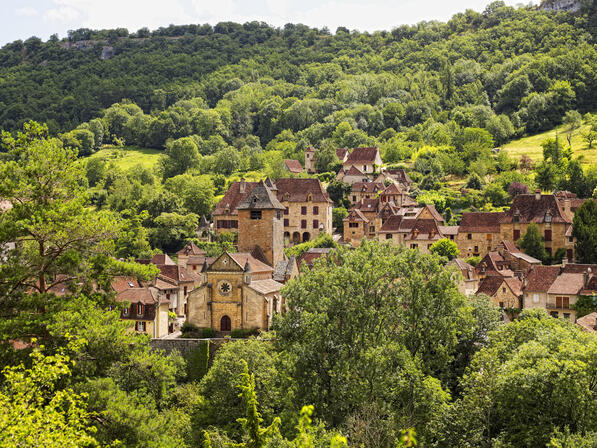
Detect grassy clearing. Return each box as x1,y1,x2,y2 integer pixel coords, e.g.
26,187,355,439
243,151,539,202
503,123,597,167
88,145,163,171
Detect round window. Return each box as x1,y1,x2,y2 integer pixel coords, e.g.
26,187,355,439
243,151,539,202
218,281,232,295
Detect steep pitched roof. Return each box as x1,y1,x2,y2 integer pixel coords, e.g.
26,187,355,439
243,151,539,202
504,277,523,297
273,256,297,282
158,264,197,284
439,226,459,236
111,276,144,293
336,148,349,160
344,165,365,176
353,198,381,214
151,253,176,265
407,219,443,240
237,180,285,210
345,147,380,164
459,212,503,233
379,215,406,233
284,159,303,173
501,194,570,224
524,266,561,292
344,209,369,222
476,252,514,277
561,264,597,274
386,169,412,185
116,287,159,305
352,182,384,194
297,248,333,270
476,276,506,297
419,204,445,223
177,241,206,256
447,258,478,280
275,178,331,203
381,183,404,195
214,180,258,215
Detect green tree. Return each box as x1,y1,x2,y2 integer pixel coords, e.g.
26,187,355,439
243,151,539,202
0,344,99,448
164,173,215,216
430,239,459,261
149,212,199,253
161,136,201,178
332,207,348,230
518,223,548,262
572,200,597,264
326,181,351,208
563,110,582,147
274,241,464,440
314,145,339,173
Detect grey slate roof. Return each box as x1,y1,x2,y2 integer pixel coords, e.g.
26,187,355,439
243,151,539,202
237,180,285,210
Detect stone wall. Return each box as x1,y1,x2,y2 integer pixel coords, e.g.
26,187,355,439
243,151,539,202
456,231,499,258
282,201,332,245
238,209,283,267
149,337,227,357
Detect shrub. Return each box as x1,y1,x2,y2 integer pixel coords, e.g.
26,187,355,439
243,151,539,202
200,327,216,338
230,328,259,339
185,341,210,382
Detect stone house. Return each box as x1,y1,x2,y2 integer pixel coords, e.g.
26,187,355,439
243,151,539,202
456,212,504,258
275,178,333,245
112,279,170,338
499,192,574,261
343,209,371,247
176,242,206,269
213,179,257,235
343,147,383,175
336,165,371,185
350,182,385,205
447,258,479,296
374,169,413,190
377,215,445,254
522,265,562,316
186,252,285,332
476,275,523,321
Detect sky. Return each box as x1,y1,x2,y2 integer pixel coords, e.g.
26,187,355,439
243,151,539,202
1,0,532,46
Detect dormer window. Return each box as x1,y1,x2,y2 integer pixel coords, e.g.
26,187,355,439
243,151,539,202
284,193,290,201
123,306,129,316
545,210,552,223
137,304,144,315
307,194,313,201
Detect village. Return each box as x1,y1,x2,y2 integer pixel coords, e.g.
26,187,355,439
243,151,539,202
98,145,597,339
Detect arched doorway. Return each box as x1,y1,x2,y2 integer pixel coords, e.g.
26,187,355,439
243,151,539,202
302,232,310,242
220,315,231,332
292,232,301,244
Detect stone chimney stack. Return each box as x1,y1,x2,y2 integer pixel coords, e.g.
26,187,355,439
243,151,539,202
535,189,541,200
240,178,246,193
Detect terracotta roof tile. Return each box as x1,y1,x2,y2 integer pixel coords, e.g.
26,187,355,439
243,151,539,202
476,276,506,297
352,182,384,193
284,159,303,173
247,279,284,295
177,241,206,256
237,180,285,210
111,276,144,293
344,165,365,176
344,209,369,222
502,194,570,224
460,212,503,233
345,147,380,164
228,253,273,273
576,312,597,332
214,180,258,215
297,248,333,270
336,148,349,160
561,264,597,274
276,178,331,203
151,253,176,265
116,287,159,305
548,273,585,295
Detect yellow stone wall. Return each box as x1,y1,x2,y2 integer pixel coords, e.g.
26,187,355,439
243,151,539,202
282,200,332,245
238,209,284,267
456,232,500,258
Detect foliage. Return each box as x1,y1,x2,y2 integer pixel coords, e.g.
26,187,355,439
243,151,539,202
185,341,210,383
331,207,348,231
518,223,548,262
572,200,597,264
285,234,338,258
0,343,99,448
429,239,460,261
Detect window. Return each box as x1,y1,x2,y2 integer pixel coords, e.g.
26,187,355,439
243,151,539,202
313,206,319,215
250,210,262,220
203,311,205,320
349,222,359,228
313,219,319,229
136,304,144,315
513,229,521,240
544,230,552,241
301,219,307,229
474,246,479,253
533,293,539,303
135,321,146,332
276,211,282,220
301,206,307,215
123,306,129,316
166,293,170,300
386,234,392,240
184,286,187,296
284,218,289,226
550,311,559,318
563,313,570,320
231,220,238,229
486,234,492,240
410,243,418,249
569,237,574,243
370,226,375,233
502,287,506,293
467,234,472,240
352,196,356,202
284,207,289,215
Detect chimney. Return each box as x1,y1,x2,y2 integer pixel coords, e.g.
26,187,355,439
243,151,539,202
535,189,541,200
584,268,592,288
240,178,246,193
561,257,567,268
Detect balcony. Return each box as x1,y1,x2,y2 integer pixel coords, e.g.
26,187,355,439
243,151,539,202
546,302,571,310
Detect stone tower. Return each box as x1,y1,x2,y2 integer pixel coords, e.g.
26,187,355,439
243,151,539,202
237,180,285,267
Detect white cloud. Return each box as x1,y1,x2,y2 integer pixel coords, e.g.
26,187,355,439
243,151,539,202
44,6,80,22
15,6,38,17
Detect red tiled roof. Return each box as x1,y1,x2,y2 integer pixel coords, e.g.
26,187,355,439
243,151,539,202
459,212,503,233
407,219,443,240
336,148,349,160
111,276,144,293
297,248,333,270
577,312,597,332
343,165,365,176
345,147,380,164
386,169,412,185
476,276,506,297
501,194,570,224
284,159,303,173
177,241,206,256
353,198,380,213
116,287,159,305
151,253,176,265
158,264,197,284
214,180,258,215
229,253,273,273
352,182,384,193
504,277,523,297
247,279,284,295
476,252,514,277
276,178,332,203
447,258,477,280
420,204,445,223
548,273,585,295
381,183,404,195
344,209,369,222
561,264,597,274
